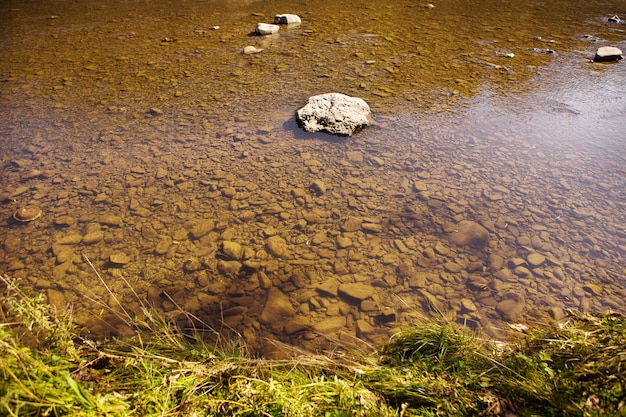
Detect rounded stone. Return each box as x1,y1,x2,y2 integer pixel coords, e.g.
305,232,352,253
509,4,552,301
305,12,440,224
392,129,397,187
190,220,215,239
82,232,104,245
54,215,76,227
109,253,131,265
496,293,525,321
461,298,478,312
183,257,203,272
265,235,291,259
446,220,490,247
100,214,124,227
527,253,546,267
13,206,42,222
220,241,244,260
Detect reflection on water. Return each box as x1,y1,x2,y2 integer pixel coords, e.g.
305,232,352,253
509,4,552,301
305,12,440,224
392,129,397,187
1,0,624,354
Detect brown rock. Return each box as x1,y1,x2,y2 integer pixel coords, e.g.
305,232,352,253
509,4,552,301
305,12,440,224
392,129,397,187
100,214,123,227
82,231,104,245
109,253,131,265
183,257,202,272
310,180,327,196
266,235,291,259
467,261,484,272
508,258,527,268
220,241,243,260
527,253,546,267
259,288,295,328
55,247,74,264
419,289,444,312
142,224,158,240
55,234,83,245
155,237,172,255
548,307,566,320
583,283,602,295
342,217,362,232
190,220,215,239
284,316,310,335
312,316,346,334
155,167,168,179
488,254,504,270
47,289,66,311
494,268,515,281
147,287,164,305
217,260,242,275
362,223,383,233
444,261,464,273
316,278,340,296
336,235,353,249
460,298,478,312
3,236,21,253
513,266,532,278
467,275,489,291
302,211,322,224
408,271,427,288
311,232,328,245
7,260,25,271
338,283,376,302
54,216,76,227
355,319,375,336
446,220,489,247
496,293,525,321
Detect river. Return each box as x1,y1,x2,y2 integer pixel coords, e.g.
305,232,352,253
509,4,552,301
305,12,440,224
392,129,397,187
1,0,624,355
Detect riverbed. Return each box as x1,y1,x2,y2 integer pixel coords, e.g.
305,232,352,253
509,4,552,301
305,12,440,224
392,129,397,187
1,0,624,355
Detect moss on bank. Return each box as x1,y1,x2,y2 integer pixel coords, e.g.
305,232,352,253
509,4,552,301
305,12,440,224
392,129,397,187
1,275,624,416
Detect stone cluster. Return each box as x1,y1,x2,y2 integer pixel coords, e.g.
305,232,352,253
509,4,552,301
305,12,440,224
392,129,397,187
1,116,624,356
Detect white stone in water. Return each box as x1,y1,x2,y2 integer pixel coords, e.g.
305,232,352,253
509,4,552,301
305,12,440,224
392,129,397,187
255,23,280,35
594,46,623,62
296,93,371,136
243,46,263,54
273,14,302,25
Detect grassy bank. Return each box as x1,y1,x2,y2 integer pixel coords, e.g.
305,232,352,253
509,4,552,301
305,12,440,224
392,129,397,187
1,275,624,416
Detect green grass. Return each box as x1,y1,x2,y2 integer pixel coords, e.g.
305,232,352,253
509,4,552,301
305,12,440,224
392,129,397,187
1,274,624,416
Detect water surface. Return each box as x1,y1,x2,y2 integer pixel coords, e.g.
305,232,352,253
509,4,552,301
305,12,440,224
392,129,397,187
1,0,625,355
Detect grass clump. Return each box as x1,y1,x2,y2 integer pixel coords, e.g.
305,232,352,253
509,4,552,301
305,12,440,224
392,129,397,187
1,274,625,416
361,312,625,416
0,275,392,416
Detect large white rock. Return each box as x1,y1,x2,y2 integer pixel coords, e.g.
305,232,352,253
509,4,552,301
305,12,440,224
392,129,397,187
296,93,371,136
255,23,279,35
273,14,302,25
594,46,623,62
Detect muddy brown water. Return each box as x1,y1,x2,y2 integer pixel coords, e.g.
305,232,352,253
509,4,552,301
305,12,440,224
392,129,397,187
1,0,625,356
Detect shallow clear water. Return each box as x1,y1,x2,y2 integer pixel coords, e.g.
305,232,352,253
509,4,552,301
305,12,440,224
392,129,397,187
1,0,625,355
